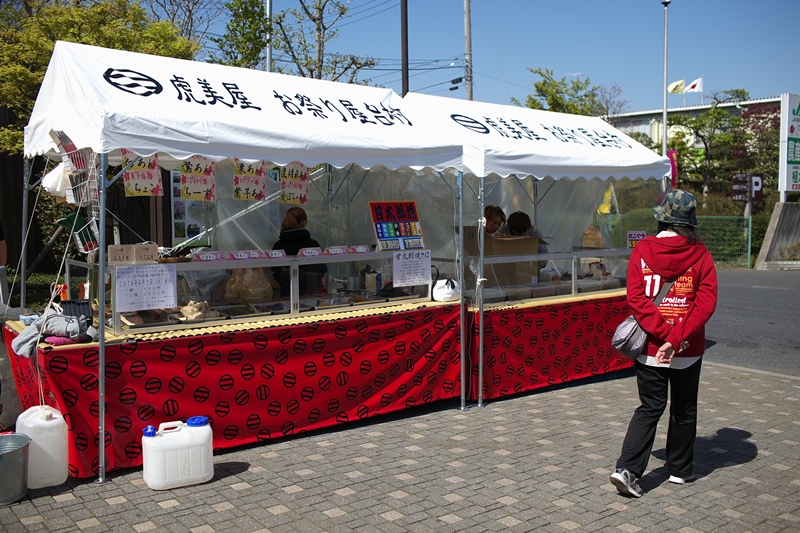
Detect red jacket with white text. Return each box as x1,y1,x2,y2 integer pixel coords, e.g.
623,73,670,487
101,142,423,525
626,234,718,357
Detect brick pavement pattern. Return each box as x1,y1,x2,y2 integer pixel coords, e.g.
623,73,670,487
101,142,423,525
1,361,798,532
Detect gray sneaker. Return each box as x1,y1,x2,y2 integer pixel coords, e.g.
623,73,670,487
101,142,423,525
610,468,643,498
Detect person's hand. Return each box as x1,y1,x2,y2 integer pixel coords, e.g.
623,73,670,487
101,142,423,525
656,342,675,364
677,340,690,352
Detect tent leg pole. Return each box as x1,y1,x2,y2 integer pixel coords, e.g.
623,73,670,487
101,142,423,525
477,176,485,408
96,154,110,484
21,159,33,308
457,172,467,411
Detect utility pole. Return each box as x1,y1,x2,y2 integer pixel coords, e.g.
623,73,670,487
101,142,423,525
464,0,473,101
401,0,408,96
265,0,272,72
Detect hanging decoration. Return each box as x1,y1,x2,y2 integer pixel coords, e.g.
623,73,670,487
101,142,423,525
121,149,163,197
279,161,309,205
180,155,216,201
233,159,267,201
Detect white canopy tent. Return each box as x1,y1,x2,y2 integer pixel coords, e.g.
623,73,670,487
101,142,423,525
22,41,670,481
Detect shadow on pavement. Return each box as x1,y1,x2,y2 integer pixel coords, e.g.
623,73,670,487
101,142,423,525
643,427,757,489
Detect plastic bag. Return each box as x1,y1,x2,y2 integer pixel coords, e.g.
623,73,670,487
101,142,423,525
432,278,460,302
226,268,272,304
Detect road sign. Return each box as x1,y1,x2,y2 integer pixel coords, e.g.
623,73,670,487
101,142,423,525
752,175,763,201
731,173,762,202
732,173,750,202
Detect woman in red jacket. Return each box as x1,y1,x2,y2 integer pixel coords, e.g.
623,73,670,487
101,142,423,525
610,189,718,498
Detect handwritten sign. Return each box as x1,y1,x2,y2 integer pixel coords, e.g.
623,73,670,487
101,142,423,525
115,264,177,312
233,159,267,201
193,250,226,262
298,247,323,257
392,249,431,288
280,161,310,205
227,250,267,260
369,201,425,251
180,155,216,201
121,149,163,197
108,245,135,264
133,244,158,263
324,246,350,255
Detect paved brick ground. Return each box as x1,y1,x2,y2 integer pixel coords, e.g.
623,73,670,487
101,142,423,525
2,361,799,532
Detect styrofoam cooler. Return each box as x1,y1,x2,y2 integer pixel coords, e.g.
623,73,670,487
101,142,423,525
142,416,214,490
15,405,69,489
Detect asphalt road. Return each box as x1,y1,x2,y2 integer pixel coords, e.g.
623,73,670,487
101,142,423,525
703,266,800,376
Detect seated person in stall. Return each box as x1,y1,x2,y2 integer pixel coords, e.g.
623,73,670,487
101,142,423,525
483,205,506,236
495,210,549,270
272,207,328,297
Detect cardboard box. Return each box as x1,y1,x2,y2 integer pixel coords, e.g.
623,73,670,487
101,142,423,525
461,226,542,288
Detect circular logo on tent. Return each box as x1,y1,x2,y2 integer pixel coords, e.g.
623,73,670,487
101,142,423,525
103,68,163,97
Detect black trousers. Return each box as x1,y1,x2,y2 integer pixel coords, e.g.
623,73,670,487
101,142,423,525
616,358,702,479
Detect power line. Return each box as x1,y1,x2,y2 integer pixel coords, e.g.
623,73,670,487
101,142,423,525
339,1,399,28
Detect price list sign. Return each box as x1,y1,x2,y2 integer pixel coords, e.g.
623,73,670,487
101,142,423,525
369,201,425,251
115,264,178,312
392,249,431,288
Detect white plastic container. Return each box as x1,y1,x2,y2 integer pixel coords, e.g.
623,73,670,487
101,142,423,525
16,405,69,489
142,416,214,490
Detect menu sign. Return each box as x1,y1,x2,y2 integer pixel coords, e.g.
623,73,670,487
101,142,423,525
369,201,425,251
180,155,216,201
121,149,163,197
115,264,177,312
392,249,431,288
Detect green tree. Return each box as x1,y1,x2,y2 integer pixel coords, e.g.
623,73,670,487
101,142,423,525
519,67,601,116
0,0,198,155
709,88,749,104
207,0,270,69
272,0,375,83
669,107,741,196
627,132,660,153
736,103,780,193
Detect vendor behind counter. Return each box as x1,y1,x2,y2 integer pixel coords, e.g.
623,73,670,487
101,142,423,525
272,207,327,297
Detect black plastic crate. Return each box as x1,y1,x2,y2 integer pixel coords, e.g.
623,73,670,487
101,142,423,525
60,299,93,321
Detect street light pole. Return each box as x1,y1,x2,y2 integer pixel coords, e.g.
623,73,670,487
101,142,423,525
265,0,272,72
661,0,671,158
464,0,473,101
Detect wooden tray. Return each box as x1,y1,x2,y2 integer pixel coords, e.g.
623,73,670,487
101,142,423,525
155,256,192,263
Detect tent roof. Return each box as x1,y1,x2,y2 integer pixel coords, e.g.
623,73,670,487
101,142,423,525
24,41,463,172
402,92,670,180
25,41,669,180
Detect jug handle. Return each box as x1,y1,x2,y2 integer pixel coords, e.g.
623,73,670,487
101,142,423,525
158,421,185,434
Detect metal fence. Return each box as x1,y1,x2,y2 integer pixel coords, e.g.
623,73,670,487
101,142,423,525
598,214,752,268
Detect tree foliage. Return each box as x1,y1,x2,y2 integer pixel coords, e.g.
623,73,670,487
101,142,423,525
271,0,375,83
735,103,780,191
0,0,198,155
521,67,600,116
669,107,742,195
207,0,270,69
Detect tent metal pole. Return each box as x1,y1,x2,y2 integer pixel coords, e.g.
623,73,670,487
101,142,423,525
477,175,485,408
21,159,32,308
457,172,467,411
96,153,109,484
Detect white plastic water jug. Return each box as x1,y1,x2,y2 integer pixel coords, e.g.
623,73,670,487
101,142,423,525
16,405,69,489
142,416,214,490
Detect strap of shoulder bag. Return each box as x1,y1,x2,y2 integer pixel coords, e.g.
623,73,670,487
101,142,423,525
653,278,676,306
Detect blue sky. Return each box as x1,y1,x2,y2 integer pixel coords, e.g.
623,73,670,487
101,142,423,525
253,0,798,112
